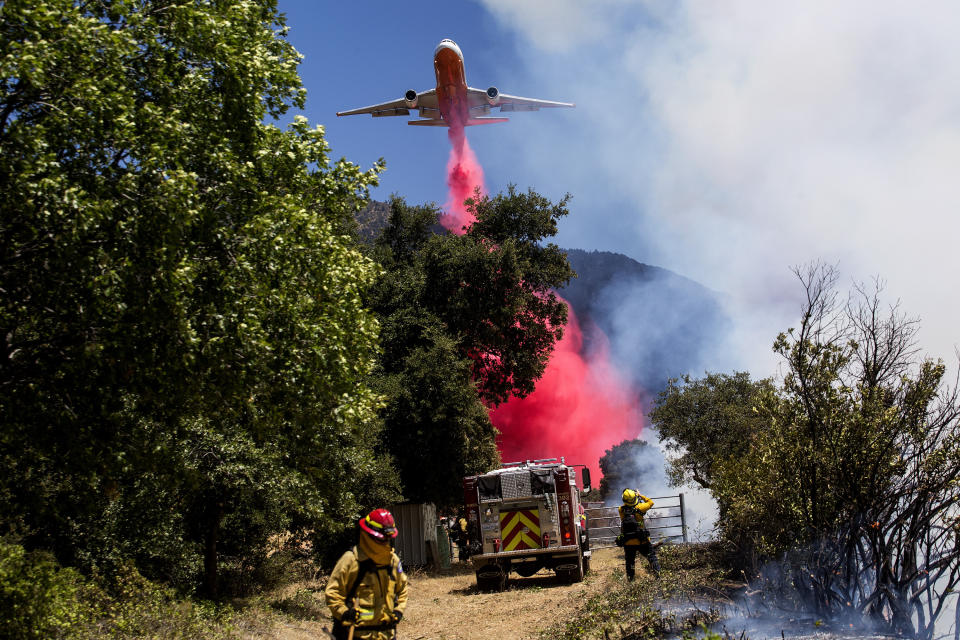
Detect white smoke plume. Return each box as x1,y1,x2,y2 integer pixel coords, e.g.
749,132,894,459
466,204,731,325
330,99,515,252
475,0,960,378
471,1,960,562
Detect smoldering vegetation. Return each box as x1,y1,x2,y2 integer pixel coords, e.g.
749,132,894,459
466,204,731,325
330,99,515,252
644,264,960,640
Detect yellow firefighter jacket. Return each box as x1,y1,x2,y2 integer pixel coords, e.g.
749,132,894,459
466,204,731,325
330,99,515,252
325,544,409,640
619,495,654,547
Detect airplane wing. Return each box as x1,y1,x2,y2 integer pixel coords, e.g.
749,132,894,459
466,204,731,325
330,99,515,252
337,89,440,118
466,87,575,112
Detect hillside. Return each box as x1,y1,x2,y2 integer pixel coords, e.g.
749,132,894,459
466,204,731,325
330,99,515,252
561,249,728,396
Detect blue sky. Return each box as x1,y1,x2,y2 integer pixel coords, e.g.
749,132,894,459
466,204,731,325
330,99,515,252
277,1,960,379
278,2,572,215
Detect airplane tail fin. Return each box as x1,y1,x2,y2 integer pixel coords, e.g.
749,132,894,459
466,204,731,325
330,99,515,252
407,117,509,127
408,119,448,127
466,117,509,126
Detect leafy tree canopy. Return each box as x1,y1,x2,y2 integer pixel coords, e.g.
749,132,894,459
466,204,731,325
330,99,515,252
649,372,774,491
366,190,576,506
1,0,396,594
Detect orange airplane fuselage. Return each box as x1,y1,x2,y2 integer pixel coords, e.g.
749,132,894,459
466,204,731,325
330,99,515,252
434,40,468,127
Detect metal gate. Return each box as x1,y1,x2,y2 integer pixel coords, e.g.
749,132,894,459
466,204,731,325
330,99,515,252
585,494,688,549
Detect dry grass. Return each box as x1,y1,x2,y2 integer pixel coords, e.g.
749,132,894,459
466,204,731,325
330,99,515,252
242,546,635,640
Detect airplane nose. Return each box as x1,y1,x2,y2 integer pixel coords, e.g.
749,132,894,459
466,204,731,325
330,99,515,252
435,46,460,67
435,39,462,60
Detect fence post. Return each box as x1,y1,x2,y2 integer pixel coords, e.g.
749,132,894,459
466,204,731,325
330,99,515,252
679,493,688,543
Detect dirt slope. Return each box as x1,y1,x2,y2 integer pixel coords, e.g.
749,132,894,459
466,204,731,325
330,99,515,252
254,546,632,640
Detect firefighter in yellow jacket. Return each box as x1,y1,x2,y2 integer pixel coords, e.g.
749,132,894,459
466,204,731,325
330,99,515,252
325,508,408,640
618,489,661,580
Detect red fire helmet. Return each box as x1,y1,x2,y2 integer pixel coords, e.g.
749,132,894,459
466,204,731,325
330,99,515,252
359,508,398,541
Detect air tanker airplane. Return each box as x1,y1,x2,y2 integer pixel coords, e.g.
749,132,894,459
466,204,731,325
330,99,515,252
336,39,575,126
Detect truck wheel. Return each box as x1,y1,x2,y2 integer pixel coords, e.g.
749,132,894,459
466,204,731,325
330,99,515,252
556,556,584,584
572,556,584,582
476,569,506,592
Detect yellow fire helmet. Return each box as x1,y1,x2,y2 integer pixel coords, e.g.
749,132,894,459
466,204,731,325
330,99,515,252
622,488,640,506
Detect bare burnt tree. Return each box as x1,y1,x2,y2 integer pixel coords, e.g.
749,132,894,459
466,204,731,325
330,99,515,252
777,262,848,535
772,265,960,639
864,368,960,638
844,277,921,391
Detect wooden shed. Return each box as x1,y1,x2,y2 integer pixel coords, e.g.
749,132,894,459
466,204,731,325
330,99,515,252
390,503,439,567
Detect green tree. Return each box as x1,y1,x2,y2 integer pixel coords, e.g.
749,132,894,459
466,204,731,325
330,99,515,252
709,264,960,638
367,191,575,506
454,187,576,405
597,439,658,502
649,372,774,491
0,0,396,595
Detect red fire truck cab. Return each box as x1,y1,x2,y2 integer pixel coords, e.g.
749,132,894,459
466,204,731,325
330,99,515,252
463,458,592,590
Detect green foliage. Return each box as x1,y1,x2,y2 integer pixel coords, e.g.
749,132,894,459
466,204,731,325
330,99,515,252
0,540,236,639
598,439,657,501
451,186,576,405
374,329,499,507
1,0,395,594
366,190,575,506
0,541,94,639
660,265,960,637
92,563,237,639
650,373,774,492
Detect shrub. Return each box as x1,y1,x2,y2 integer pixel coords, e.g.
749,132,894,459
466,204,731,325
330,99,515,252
0,541,237,639
0,541,96,639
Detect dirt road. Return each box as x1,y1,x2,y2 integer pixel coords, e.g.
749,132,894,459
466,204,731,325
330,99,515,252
258,546,630,640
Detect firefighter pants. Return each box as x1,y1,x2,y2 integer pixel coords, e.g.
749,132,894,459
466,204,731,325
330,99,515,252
625,543,660,579
332,621,397,640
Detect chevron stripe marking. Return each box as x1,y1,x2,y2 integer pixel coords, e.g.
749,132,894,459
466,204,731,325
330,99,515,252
504,530,542,552
499,510,541,537
499,509,541,550
500,511,539,537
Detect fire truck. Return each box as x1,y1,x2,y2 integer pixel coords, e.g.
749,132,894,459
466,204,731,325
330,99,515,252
463,458,592,590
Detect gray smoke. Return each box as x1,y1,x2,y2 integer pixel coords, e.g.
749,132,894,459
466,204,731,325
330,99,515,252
561,249,731,396
474,0,960,380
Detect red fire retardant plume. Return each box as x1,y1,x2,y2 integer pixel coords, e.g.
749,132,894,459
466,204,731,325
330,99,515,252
440,122,643,483
489,305,643,484
441,123,484,232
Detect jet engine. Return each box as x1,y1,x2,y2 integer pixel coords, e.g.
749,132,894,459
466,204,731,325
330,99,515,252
486,86,500,106
404,89,418,108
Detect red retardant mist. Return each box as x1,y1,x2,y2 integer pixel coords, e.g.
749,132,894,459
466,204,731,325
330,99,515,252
440,122,643,483
441,123,484,232
489,304,643,484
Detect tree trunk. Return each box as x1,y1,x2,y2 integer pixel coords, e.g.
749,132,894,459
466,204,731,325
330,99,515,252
203,498,223,598
953,589,959,640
